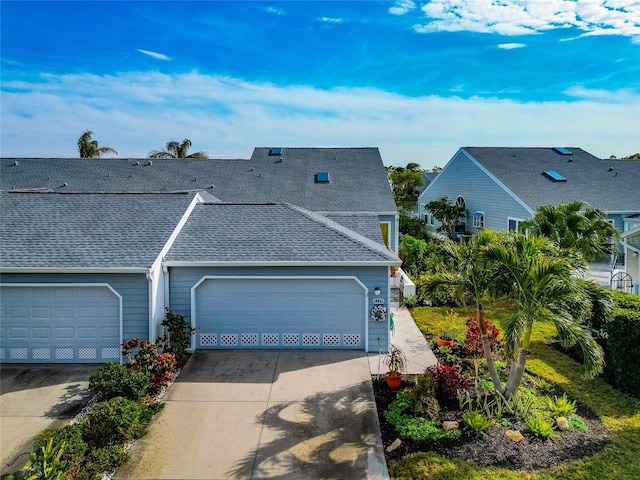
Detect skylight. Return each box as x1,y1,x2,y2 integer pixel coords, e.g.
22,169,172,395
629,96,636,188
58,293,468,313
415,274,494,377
553,147,573,155
269,147,282,156
315,172,330,183
543,170,567,182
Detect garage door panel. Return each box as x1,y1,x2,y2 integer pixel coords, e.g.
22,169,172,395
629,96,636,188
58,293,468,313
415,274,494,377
0,285,121,363
196,278,365,350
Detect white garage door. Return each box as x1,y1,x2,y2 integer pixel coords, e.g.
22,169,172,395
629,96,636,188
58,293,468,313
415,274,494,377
0,285,121,363
194,278,366,349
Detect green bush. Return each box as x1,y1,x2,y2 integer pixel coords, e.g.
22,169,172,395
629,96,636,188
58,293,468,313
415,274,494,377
607,291,640,397
525,414,558,439
546,393,577,418
82,445,128,479
89,363,151,400
34,424,86,477
462,410,493,435
158,307,195,365
83,397,145,447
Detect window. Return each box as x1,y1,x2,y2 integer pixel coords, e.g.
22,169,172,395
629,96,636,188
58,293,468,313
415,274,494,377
508,218,525,232
315,172,330,183
543,170,567,182
473,212,485,229
269,147,282,156
380,222,390,247
456,196,466,211
427,213,435,226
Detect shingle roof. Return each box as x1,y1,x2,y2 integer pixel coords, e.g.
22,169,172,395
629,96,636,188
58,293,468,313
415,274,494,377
324,214,385,243
1,147,395,213
0,192,195,269
165,203,397,264
463,147,640,212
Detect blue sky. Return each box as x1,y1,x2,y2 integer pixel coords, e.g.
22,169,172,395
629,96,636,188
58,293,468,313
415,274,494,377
1,1,639,167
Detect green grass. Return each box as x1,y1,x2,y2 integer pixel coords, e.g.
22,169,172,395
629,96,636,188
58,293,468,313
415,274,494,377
390,304,640,480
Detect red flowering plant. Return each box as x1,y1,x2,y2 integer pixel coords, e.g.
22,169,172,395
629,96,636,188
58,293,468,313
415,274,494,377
121,338,177,395
462,315,504,358
426,364,470,404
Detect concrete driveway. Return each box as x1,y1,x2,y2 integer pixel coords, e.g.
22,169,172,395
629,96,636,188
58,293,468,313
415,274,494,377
0,364,97,476
115,350,389,480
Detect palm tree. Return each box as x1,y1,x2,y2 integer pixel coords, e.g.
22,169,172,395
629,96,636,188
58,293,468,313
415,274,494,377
148,139,209,159
521,201,620,262
426,230,607,398
77,130,118,158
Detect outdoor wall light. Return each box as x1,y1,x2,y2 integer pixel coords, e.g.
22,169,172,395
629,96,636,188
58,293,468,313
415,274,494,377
374,287,381,296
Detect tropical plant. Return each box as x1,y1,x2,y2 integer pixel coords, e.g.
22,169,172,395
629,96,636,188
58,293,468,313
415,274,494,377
463,315,503,357
148,138,209,159
158,308,194,365
526,414,558,439
462,410,493,435
77,130,117,158
520,201,620,262
387,163,424,210
547,393,577,418
384,344,407,375
426,364,469,403
423,196,466,240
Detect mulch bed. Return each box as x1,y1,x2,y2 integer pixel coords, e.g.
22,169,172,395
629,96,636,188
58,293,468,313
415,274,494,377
372,377,610,471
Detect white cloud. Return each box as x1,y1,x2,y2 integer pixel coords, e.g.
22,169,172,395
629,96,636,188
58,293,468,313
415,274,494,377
136,49,171,61
413,0,640,38
264,6,284,15
1,72,638,166
318,17,344,24
389,0,416,16
498,43,527,49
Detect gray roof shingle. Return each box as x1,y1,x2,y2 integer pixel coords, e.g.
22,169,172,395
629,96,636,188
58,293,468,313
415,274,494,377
165,203,397,263
463,147,640,212
0,192,195,269
1,147,396,213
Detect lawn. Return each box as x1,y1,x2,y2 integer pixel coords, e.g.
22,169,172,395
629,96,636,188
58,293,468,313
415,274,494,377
388,304,640,480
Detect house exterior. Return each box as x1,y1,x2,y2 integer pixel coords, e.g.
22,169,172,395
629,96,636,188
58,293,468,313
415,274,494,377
621,216,640,295
418,146,640,291
0,148,400,363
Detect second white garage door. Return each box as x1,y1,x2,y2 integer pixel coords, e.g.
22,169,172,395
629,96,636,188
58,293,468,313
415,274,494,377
193,277,366,350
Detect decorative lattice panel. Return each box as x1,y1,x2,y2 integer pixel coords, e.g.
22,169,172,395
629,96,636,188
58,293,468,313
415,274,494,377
10,347,28,359
343,334,361,346
220,334,238,346
200,333,218,346
56,348,74,360
79,348,97,359
323,334,340,346
33,347,52,360
241,333,259,346
282,333,299,346
262,333,279,346
302,333,320,347
102,347,120,359
0,348,5,359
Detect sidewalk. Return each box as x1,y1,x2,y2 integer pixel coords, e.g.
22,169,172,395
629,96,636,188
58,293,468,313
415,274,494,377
368,305,437,376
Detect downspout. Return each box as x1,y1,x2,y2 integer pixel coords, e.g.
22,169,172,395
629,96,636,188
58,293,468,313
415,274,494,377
146,270,154,341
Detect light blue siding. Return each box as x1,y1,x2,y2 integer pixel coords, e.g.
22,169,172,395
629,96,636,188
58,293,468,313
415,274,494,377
0,273,149,342
419,150,533,235
168,266,390,352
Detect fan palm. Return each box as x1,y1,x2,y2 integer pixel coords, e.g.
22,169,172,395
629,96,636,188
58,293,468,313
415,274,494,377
77,130,118,158
521,201,620,262
148,139,209,159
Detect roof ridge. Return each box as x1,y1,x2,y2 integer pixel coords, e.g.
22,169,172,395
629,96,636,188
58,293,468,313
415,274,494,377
284,203,398,262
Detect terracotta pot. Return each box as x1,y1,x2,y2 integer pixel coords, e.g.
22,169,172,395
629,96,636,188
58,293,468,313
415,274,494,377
437,337,455,347
385,371,402,389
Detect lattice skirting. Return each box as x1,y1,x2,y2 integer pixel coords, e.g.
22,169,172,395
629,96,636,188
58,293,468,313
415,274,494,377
0,346,120,362
198,332,362,348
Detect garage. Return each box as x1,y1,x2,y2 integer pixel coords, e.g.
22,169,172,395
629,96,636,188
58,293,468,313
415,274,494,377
193,277,367,350
0,285,122,363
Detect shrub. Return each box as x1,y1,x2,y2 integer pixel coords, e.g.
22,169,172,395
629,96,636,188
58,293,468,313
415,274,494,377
89,363,151,400
462,315,503,357
462,410,493,435
567,415,588,433
426,364,470,404
121,339,177,395
34,424,86,477
414,273,460,307
158,308,194,365
82,445,128,478
408,372,440,419
547,393,577,418
607,291,640,397
19,437,66,480
526,414,558,439
83,397,145,447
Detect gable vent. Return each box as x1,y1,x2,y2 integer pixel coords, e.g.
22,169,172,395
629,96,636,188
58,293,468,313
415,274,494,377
315,172,330,183
269,147,282,156
553,147,573,155
543,170,567,182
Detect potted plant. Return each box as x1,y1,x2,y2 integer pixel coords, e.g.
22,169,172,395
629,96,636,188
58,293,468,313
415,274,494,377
384,344,407,389
433,310,457,347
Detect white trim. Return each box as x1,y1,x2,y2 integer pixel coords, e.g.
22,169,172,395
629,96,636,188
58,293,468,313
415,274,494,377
380,221,392,248
507,217,526,232
0,283,123,364
190,275,370,352
473,211,485,229
164,260,399,267
0,267,148,274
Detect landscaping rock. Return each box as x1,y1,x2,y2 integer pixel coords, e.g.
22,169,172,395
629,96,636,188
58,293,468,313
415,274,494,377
506,430,524,442
442,421,459,431
557,416,569,431
386,438,402,453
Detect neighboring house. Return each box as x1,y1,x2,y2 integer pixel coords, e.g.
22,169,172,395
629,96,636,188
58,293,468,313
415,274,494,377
0,148,400,363
621,216,640,295
418,146,640,291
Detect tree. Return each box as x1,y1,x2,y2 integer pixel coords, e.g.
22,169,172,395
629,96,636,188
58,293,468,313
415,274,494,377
520,201,620,262
424,196,465,240
388,163,424,210
399,211,430,240
77,130,118,158
148,139,209,159
426,230,607,398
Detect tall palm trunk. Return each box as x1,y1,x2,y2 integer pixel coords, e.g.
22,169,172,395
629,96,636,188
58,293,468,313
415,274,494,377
477,303,506,395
